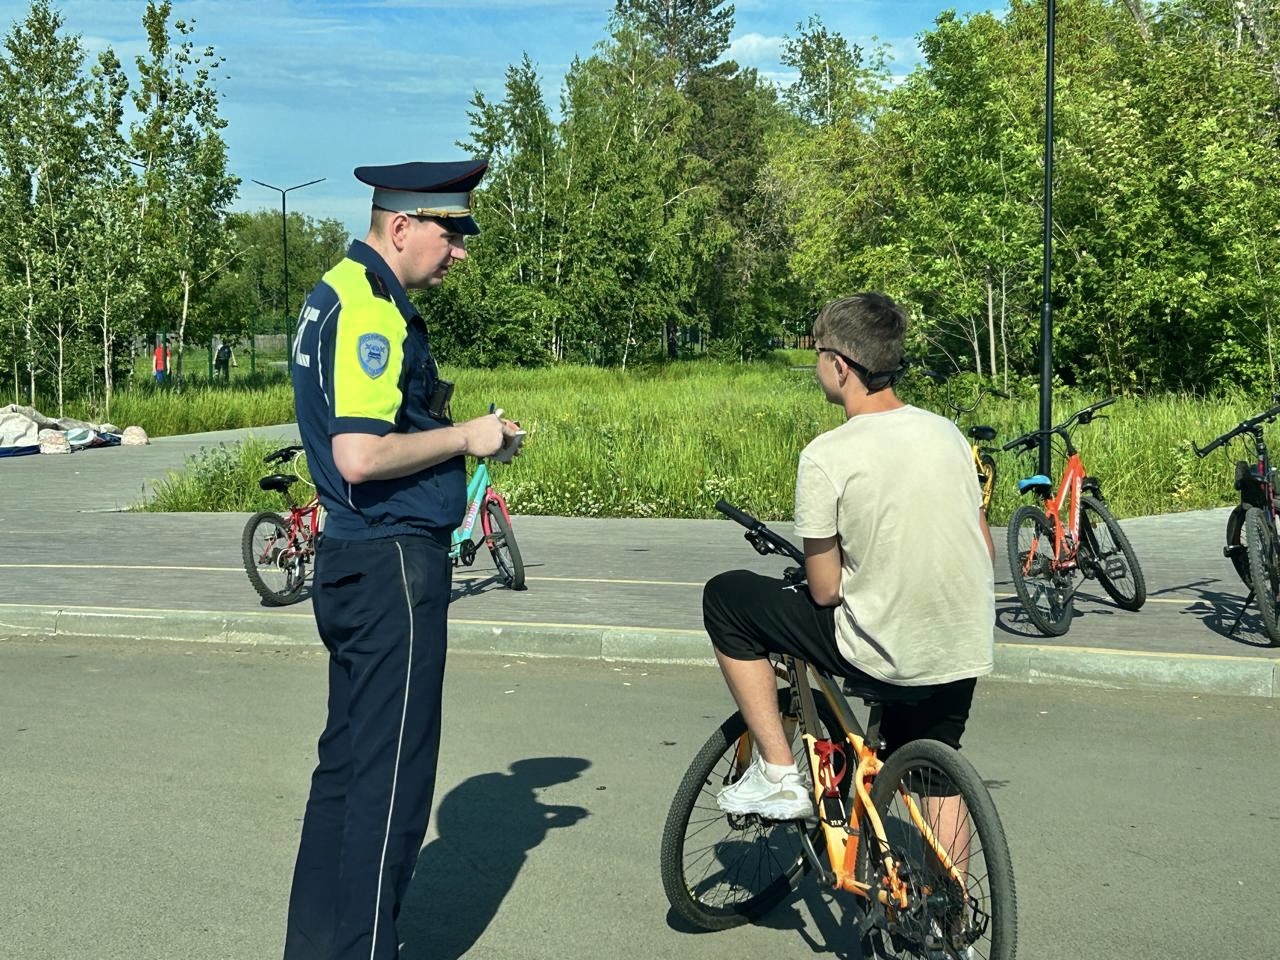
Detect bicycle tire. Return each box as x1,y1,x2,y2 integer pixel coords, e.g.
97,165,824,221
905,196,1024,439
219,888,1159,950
1245,507,1280,645
1225,506,1251,587
660,687,850,931
860,738,1017,960
1078,495,1146,611
977,453,998,515
1007,505,1074,636
484,500,525,590
241,511,309,606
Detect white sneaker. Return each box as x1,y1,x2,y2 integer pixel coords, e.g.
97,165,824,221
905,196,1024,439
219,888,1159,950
716,759,814,819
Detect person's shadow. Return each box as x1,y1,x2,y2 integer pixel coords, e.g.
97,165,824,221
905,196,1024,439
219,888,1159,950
397,757,591,959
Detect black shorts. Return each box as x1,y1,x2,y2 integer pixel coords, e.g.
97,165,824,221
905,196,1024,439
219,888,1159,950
702,569,977,757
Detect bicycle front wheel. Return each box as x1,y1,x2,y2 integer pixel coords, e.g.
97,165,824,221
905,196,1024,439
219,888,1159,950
241,511,308,606
1078,495,1146,611
861,738,1017,960
484,500,525,590
1007,505,1074,636
660,688,849,931
1245,507,1280,645
977,453,998,515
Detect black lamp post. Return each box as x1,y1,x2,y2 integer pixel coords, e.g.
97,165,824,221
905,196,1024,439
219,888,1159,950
1038,1,1057,478
251,177,325,357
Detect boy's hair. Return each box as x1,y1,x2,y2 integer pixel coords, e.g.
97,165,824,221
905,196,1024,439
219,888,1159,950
812,293,907,373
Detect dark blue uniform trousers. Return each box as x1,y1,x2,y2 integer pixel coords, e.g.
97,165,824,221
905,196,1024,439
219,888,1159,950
284,533,450,960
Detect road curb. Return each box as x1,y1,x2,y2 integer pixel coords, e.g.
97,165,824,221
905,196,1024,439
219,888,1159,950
1,602,1275,698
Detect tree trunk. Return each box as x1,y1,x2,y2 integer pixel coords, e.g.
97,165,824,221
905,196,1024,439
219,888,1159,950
985,277,998,379
102,285,114,419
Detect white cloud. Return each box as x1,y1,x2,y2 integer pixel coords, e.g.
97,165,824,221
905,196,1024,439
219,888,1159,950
724,32,787,67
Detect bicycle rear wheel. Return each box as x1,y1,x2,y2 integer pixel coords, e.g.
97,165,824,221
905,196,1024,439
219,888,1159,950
861,738,1016,960
1078,495,1146,611
241,511,308,606
977,453,997,515
660,688,849,931
1225,506,1251,587
1245,508,1280,645
484,500,525,590
1007,505,1074,636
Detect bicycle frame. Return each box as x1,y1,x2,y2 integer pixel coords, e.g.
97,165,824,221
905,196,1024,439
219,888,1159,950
1037,451,1087,572
450,460,516,562
757,659,968,914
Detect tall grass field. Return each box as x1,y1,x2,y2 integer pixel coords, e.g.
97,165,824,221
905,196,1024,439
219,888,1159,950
56,360,1269,521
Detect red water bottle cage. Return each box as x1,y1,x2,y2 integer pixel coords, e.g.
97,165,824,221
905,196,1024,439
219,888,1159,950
813,739,847,797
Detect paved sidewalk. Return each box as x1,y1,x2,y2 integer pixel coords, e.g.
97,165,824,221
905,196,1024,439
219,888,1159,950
2,425,1279,696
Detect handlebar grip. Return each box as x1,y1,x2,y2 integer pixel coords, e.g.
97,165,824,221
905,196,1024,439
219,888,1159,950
1002,433,1037,452
264,444,305,465
1094,396,1118,411
988,387,1010,399
1190,437,1221,459
715,499,759,530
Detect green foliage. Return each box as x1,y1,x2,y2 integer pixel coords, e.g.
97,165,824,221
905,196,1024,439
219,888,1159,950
0,0,235,417
114,361,1280,523
142,436,309,512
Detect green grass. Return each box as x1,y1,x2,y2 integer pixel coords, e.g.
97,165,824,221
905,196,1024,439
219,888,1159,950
76,361,1277,520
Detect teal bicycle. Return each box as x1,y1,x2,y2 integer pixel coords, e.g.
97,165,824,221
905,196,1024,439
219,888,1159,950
244,447,525,604
451,458,526,590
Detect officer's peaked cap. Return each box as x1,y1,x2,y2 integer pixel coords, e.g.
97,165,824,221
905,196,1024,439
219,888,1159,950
355,159,488,235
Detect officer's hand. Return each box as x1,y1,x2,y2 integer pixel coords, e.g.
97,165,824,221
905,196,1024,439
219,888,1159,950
459,414,506,458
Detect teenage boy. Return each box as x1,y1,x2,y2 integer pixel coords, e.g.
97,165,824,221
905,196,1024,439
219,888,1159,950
703,292,995,818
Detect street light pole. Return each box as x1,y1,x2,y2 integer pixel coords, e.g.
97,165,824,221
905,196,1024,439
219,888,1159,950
251,177,325,362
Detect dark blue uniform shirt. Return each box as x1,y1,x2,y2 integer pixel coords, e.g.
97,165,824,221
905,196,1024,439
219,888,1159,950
291,240,465,540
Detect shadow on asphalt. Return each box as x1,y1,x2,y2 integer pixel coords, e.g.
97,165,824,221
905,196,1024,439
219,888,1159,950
398,756,591,960
1173,580,1280,650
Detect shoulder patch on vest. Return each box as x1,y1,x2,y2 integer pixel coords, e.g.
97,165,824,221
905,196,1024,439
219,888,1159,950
366,269,392,301
357,333,391,378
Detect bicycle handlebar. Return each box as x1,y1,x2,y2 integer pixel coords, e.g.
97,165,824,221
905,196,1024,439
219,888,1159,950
920,369,1009,413
1001,396,1117,453
264,444,305,465
715,499,807,566
1191,400,1280,458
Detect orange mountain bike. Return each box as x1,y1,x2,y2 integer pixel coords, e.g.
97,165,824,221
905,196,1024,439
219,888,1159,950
1003,397,1146,636
661,501,1016,960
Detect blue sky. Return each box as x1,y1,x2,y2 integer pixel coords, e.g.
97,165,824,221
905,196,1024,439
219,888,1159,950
1,0,1002,238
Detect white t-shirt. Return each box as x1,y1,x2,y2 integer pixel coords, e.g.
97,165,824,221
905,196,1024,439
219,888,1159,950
792,404,995,685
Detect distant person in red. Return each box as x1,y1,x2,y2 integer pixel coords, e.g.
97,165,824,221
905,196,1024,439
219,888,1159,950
154,339,170,384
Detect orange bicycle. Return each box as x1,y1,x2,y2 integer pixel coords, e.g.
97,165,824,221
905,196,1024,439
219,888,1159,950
661,501,1016,959
1003,397,1146,636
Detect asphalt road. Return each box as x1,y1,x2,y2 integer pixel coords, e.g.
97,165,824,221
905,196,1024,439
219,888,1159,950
2,636,1276,960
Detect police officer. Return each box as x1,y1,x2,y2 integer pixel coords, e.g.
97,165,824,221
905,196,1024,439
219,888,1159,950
284,159,516,960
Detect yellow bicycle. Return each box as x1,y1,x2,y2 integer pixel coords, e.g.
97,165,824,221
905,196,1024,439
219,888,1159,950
661,501,1017,959
922,370,1008,514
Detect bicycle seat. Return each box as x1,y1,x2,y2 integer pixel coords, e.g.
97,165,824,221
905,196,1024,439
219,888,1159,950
259,473,296,494
840,675,934,705
1017,474,1052,495
968,425,997,442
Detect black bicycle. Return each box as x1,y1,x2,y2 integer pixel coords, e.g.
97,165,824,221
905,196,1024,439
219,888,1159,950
1192,398,1280,644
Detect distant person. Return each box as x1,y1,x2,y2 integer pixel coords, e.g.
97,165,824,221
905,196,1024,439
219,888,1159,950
153,339,170,384
703,293,996,820
284,158,519,960
214,338,237,380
